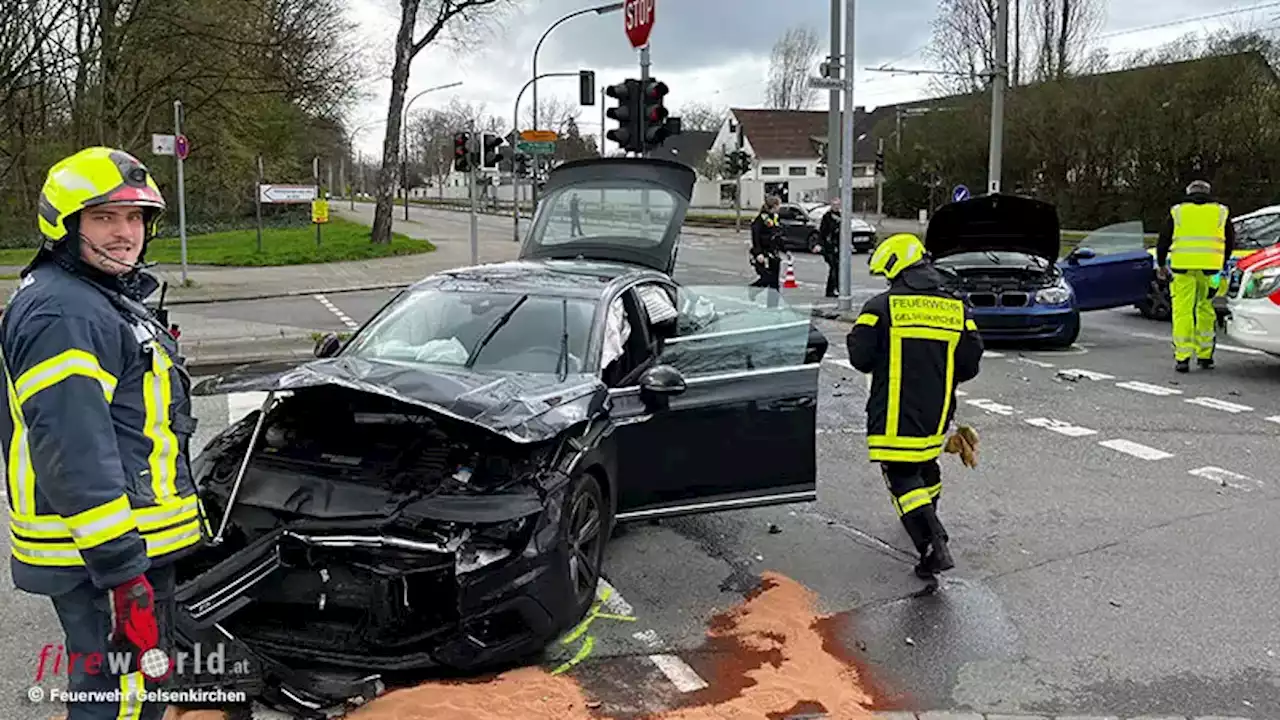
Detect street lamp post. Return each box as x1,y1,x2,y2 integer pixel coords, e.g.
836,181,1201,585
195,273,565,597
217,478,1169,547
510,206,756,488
402,80,463,221
530,2,622,204
513,71,583,244
348,120,386,210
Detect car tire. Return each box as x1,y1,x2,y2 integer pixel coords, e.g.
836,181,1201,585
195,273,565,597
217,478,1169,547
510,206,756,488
1137,278,1172,321
562,470,610,621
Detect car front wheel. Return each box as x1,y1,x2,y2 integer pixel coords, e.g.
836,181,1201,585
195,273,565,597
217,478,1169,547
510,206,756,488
563,470,609,620
1137,278,1172,321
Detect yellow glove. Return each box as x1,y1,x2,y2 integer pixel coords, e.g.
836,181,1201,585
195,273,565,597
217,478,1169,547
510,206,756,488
944,424,979,469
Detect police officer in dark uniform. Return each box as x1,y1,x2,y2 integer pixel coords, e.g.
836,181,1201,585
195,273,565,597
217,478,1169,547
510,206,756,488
749,194,785,305
1,146,208,719
846,233,984,581
816,198,842,297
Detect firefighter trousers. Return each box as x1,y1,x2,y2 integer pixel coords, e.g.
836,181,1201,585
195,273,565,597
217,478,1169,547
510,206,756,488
881,460,947,557
48,563,177,720
1170,269,1217,361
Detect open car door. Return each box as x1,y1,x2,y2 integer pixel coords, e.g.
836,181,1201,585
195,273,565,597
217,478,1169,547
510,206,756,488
608,285,820,521
518,157,696,275
1060,220,1154,311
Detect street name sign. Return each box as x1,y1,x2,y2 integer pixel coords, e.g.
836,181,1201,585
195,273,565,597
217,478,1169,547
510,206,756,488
624,0,654,49
152,134,175,156
517,140,555,154
809,76,849,91
259,184,317,204
520,130,558,142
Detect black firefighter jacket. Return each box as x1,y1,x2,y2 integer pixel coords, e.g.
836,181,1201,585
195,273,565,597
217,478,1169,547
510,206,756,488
846,264,984,463
0,253,207,595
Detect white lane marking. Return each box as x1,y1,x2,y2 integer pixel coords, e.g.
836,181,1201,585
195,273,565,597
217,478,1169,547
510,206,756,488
1058,368,1115,381
1189,466,1260,491
227,391,272,427
1024,417,1098,437
1267,416,1280,425
1116,380,1183,396
1099,438,1174,460
1184,397,1255,413
965,398,1015,416
313,293,359,329
955,389,968,396
1011,357,1055,368
597,579,707,693
1119,329,1265,356
983,350,1006,358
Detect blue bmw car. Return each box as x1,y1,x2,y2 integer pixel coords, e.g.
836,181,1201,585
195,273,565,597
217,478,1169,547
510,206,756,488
925,194,1153,348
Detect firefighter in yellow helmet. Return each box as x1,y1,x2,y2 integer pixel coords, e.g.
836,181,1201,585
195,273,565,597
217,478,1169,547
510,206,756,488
1155,179,1236,372
1,147,208,719
847,233,984,581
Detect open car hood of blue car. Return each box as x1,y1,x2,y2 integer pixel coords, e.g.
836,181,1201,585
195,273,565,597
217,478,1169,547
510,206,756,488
191,357,606,444
925,193,1062,261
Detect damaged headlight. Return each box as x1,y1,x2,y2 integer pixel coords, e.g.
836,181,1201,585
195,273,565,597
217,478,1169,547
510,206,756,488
456,518,530,574
1036,282,1072,305
1241,267,1280,300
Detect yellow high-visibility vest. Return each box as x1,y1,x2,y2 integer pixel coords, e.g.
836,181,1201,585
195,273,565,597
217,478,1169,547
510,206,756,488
1169,202,1228,271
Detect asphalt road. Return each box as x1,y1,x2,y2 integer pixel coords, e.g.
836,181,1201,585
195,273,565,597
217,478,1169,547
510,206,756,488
6,210,1280,718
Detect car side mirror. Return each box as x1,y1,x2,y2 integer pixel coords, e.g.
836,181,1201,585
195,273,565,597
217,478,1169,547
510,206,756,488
314,332,342,358
1067,247,1096,264
638,364,686,411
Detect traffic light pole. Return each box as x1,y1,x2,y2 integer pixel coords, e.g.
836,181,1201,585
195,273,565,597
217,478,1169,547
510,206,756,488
512,71,580,244
837,0,855,313
469,131,479,266
639,47,650,159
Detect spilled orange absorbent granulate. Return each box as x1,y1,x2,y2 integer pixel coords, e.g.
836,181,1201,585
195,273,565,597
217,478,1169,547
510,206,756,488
163,571,880,720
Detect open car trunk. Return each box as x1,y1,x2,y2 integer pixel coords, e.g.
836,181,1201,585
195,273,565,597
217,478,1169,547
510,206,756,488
173,373,603,717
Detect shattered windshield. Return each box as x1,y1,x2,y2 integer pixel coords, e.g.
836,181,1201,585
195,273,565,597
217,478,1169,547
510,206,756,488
1234,212,1280,250
343,288,596,375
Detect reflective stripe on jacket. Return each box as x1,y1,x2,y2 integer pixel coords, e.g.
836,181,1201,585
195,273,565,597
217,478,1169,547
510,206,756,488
845,265,984,463
1170,202,1228,271
1,261,206,593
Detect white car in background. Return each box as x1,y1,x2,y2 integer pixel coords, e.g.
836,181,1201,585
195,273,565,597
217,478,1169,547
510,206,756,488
1224,243,1280,356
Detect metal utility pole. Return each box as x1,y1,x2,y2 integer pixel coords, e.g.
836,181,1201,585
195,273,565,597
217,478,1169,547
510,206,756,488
876,137,884,220
988,0,1008,194
512,71,579,243
468,130,479,266
827,0,842,204
255,155,264,252
173,100,188,285
837,0,855,312
734,125,744,233
639,46,650,158
313,156,322,247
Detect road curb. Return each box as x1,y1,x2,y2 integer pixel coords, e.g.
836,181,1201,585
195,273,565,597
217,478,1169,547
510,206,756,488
166,281,413,306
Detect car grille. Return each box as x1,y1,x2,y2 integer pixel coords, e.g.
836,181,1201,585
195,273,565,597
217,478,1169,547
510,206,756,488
966,292,1029,308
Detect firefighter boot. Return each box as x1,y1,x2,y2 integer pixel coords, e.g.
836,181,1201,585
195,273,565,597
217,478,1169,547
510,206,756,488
923,506,955,573
1198,357,1214,370
1175,359,1190,373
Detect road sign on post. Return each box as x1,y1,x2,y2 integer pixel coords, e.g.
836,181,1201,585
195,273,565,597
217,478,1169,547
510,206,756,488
517,140,556,154
624,0,654,48
173,101,188,286
952,184,970,202
311,199,329,224
151,134,175,156
175,134,189,160
259,184,317,203
808,76,849,91
519,130,558,142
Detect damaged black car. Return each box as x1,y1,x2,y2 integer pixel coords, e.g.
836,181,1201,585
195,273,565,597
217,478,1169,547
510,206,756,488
170,158,829,717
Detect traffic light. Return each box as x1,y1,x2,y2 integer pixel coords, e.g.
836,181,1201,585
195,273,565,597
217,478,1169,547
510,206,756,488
605,79,642,153
452,131,471,172
728,149,753,176
875,149,885,175
482,133,504,168
641,79,670,150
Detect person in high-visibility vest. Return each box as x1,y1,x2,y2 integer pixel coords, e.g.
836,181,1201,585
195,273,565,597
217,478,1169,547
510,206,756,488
1155,180,1236,372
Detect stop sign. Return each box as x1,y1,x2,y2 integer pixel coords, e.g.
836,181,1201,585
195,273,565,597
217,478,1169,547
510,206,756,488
624,0,654,49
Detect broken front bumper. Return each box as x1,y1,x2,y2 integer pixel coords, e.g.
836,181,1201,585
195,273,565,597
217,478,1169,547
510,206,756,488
170,507,575,717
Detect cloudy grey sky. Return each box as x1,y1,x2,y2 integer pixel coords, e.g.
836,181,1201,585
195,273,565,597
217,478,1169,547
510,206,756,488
343,0,1280,156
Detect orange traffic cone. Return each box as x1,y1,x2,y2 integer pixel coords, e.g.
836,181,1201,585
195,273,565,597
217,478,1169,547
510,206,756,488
782,257,799,289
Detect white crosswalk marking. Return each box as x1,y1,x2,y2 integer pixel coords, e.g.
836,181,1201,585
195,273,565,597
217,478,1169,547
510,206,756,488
1116,381,1183,397
965,398,1015,416
1189,466,1259,491
1268,416,1280,425
1184,397,1255,413
1024,417,1097,437
983,350,1006,358
1058,368,1115,381
1099,439,1174,460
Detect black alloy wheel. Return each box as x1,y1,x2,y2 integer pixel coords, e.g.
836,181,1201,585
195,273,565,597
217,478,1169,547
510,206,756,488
565,473,607,613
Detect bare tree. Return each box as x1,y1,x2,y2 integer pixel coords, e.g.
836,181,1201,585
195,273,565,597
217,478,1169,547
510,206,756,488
676,100,725,132
697,146,728,180
764,26,820,110
1028,0,1103,81
522,94,578,135
369,0,513,244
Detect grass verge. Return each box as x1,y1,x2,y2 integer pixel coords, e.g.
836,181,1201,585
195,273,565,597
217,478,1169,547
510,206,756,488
0,218,433,267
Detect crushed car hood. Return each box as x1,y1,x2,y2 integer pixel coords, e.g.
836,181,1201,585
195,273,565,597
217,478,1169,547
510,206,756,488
926,193,1061,261
192,357,605,444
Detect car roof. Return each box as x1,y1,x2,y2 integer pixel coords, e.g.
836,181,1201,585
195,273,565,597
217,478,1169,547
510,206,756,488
1236,204,1280,221
408,259,664,300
